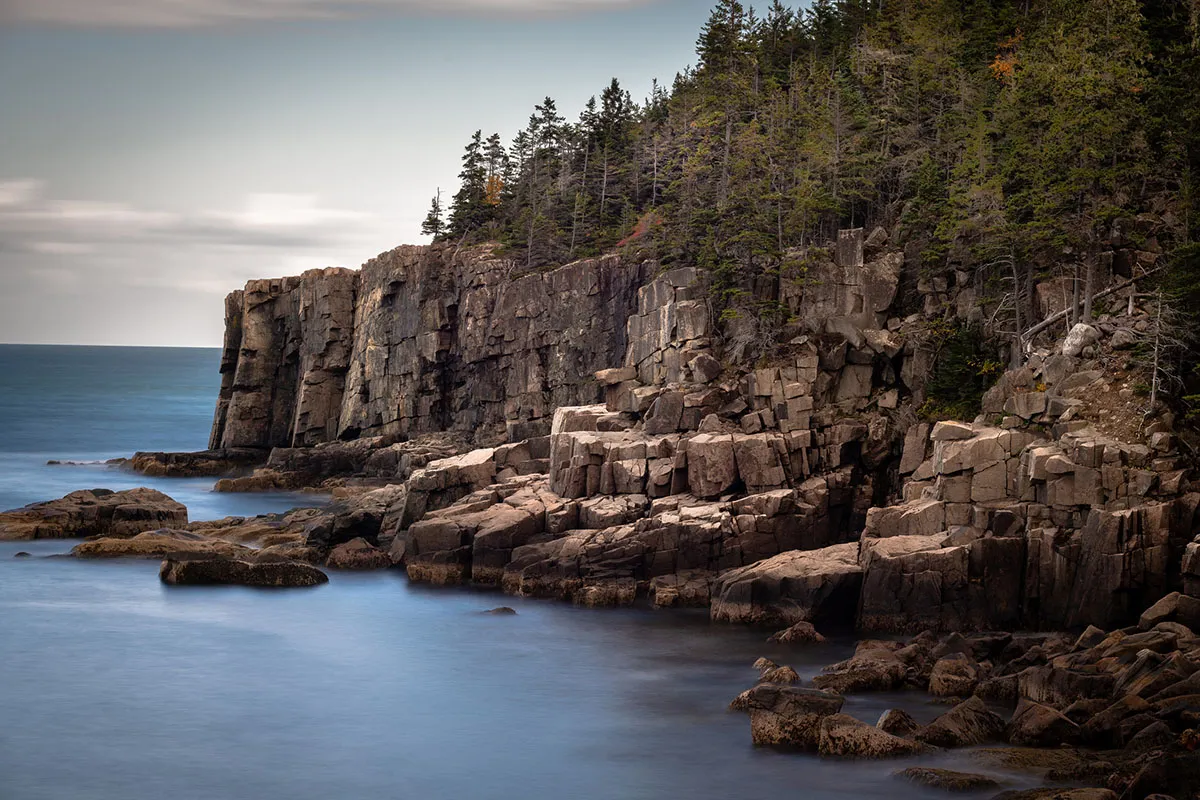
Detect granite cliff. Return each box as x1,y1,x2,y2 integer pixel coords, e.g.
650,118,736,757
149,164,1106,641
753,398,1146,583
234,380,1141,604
208,244,648,450
124,227,1200,643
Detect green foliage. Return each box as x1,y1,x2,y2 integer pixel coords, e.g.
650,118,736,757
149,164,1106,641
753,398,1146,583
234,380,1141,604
921,324,1003,421
424,0,1197,351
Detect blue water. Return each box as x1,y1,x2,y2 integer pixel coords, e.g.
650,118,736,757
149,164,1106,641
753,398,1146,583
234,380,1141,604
0,345,1018,799
0,344,311,519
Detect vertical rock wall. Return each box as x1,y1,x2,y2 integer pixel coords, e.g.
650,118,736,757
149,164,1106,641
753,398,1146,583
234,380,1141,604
210,268,358,450
211,245,647,450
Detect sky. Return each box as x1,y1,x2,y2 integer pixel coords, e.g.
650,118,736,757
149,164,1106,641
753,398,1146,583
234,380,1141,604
0,0,712,347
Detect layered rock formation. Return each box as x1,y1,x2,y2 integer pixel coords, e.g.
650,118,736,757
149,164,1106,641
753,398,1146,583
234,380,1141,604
0,488,187,540
122,228,1196,642
208,245,647,451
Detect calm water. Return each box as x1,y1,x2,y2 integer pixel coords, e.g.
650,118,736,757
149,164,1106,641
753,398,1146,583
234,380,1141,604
0,345,1029,799
0,345,312,518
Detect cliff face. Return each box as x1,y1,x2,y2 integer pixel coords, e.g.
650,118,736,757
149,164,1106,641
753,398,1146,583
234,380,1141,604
209,245,647,450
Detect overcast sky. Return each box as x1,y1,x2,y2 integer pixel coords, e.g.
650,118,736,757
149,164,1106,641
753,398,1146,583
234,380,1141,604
0,0,709,346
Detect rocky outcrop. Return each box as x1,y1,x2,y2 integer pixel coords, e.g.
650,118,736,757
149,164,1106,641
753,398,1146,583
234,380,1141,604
72,530,253,560
0,488,187,541
160,556,329,587
210,268,358,450
129,448,265,478
209,246,646,451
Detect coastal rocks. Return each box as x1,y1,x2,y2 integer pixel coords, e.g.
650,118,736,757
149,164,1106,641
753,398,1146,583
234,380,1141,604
894,767,1002,792
210,268,358,450
129,448,265,478
811,641,908,693
916,697,1007,748
817,714,929,758
929,654,982,697
1006,699,1081,747
160,556,329,587
325,537,392,570
768,621,827,644
72,530,253,560
710,543,864,627
730,684,845,748
0,488,187,541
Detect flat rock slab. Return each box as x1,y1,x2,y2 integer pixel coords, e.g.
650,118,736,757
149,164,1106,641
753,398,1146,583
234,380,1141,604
0,488,187,541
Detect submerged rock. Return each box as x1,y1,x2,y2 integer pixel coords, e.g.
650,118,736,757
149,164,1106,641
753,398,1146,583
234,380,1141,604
894,767,1001,792
159,556,328,588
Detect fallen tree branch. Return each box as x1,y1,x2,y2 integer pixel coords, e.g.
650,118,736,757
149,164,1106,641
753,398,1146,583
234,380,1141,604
1020,265,1166,342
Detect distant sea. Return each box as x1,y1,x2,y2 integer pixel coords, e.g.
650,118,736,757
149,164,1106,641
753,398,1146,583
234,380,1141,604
0,344,308,518
0,345,1022,800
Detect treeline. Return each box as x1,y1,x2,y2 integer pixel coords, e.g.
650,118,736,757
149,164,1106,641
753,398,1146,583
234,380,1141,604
423,0,1200,320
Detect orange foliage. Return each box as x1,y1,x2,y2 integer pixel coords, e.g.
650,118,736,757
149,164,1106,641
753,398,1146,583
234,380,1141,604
484,174,504,206
617,211,664,247
990,31,1023,83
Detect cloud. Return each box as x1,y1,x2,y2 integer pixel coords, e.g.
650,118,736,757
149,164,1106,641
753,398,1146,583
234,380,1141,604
0,0,652,28
0,183,376,254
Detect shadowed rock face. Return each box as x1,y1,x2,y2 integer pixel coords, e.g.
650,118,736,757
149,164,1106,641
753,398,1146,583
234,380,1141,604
209,245,646,450
159,556,329,587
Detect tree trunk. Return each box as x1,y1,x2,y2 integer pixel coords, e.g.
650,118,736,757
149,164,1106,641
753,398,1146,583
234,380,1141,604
1082,257,1096,322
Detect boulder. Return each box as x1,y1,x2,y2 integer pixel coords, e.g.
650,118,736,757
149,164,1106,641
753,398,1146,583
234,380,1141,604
643,391,685,435
0,488,188,541
877,709,920,737
1006,699,1081,747
768,621,827,645
760,665,801,684
929,654,981,697
732,685,844,749
686,434,737,498
1062,323,1101,358
817,714,929,758
893,768,1002,792
326,537,392,570
711,544,863,628
160,556,328,587
812,641,908,694
917,697,1006,747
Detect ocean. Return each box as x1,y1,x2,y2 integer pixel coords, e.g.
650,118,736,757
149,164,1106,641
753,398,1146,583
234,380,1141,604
0,345,1017,800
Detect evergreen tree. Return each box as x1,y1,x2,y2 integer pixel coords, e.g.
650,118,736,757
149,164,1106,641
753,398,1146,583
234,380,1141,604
421,188,445,239
447,130,488,238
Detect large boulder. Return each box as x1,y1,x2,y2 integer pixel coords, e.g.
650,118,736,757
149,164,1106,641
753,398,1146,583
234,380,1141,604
160,556,328,587
817,714,929,758
710,544,863,627
0,488,187,541
811,641,908,694
1062,323,1101,358
732,685,845,749
1006,698,1081,747
325,537,392,570
916,697,1006,747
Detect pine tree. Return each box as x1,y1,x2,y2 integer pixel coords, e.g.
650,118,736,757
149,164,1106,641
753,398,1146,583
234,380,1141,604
447,130,488,239
421,188,445,239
